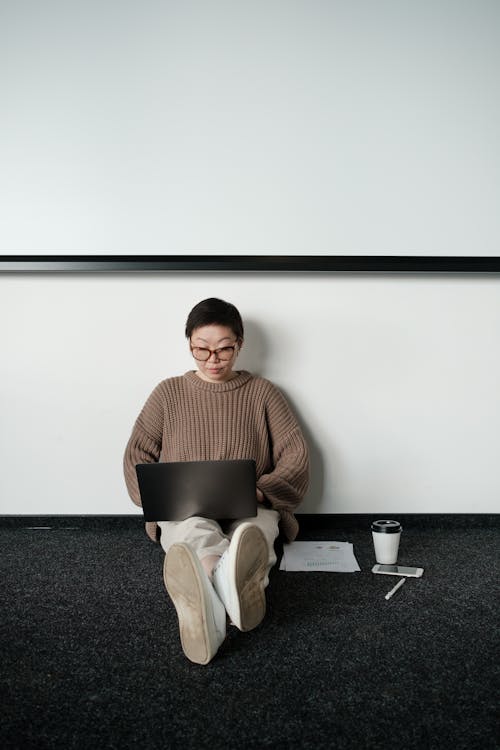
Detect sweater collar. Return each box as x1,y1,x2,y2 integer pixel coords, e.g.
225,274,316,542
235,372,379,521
184,370,252,392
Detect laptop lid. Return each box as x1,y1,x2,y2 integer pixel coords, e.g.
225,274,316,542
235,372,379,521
136,459,257,522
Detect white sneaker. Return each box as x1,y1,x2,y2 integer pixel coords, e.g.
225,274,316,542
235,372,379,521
164,543,226,665
212,523,268,632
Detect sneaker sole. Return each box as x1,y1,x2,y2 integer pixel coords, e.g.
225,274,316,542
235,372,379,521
233,525,268,632
164,544,219,665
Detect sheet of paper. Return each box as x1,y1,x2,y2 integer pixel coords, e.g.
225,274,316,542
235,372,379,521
279,541,361,572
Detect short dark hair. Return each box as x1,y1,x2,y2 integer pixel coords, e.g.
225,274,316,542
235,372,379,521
185,298,244,341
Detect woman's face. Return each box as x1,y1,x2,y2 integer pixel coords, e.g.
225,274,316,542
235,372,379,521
190,324,242,383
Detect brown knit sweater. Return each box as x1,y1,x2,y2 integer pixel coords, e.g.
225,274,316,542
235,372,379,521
123,370,309,542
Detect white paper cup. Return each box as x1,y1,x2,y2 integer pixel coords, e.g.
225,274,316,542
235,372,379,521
371,519,402,564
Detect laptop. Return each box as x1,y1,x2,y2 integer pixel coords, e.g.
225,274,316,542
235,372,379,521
135,459,258,522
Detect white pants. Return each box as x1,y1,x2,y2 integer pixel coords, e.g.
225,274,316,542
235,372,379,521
158,507,280,585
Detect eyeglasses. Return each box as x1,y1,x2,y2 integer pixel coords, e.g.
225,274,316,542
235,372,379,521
190,344,237,361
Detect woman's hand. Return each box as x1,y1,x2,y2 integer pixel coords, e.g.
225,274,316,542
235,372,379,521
256,488,265,503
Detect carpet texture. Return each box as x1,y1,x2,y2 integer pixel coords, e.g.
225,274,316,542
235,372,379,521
0,515,498,750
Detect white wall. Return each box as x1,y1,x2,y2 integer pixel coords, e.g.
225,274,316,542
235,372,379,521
1,273,499,515
1,2,499,515
1,0,499,254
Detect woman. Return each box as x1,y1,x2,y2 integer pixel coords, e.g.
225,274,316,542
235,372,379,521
123,298,309,664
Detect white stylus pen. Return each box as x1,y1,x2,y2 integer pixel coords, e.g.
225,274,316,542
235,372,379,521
385,577,406,600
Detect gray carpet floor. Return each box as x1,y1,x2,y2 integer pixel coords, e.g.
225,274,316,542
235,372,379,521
0,515,498,750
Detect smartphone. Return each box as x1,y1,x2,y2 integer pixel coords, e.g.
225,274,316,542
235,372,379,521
372,564,424,578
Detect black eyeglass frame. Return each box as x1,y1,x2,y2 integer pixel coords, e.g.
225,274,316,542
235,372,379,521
189,343,239,362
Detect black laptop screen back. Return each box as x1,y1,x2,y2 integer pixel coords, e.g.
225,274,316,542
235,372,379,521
136,459,257,522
